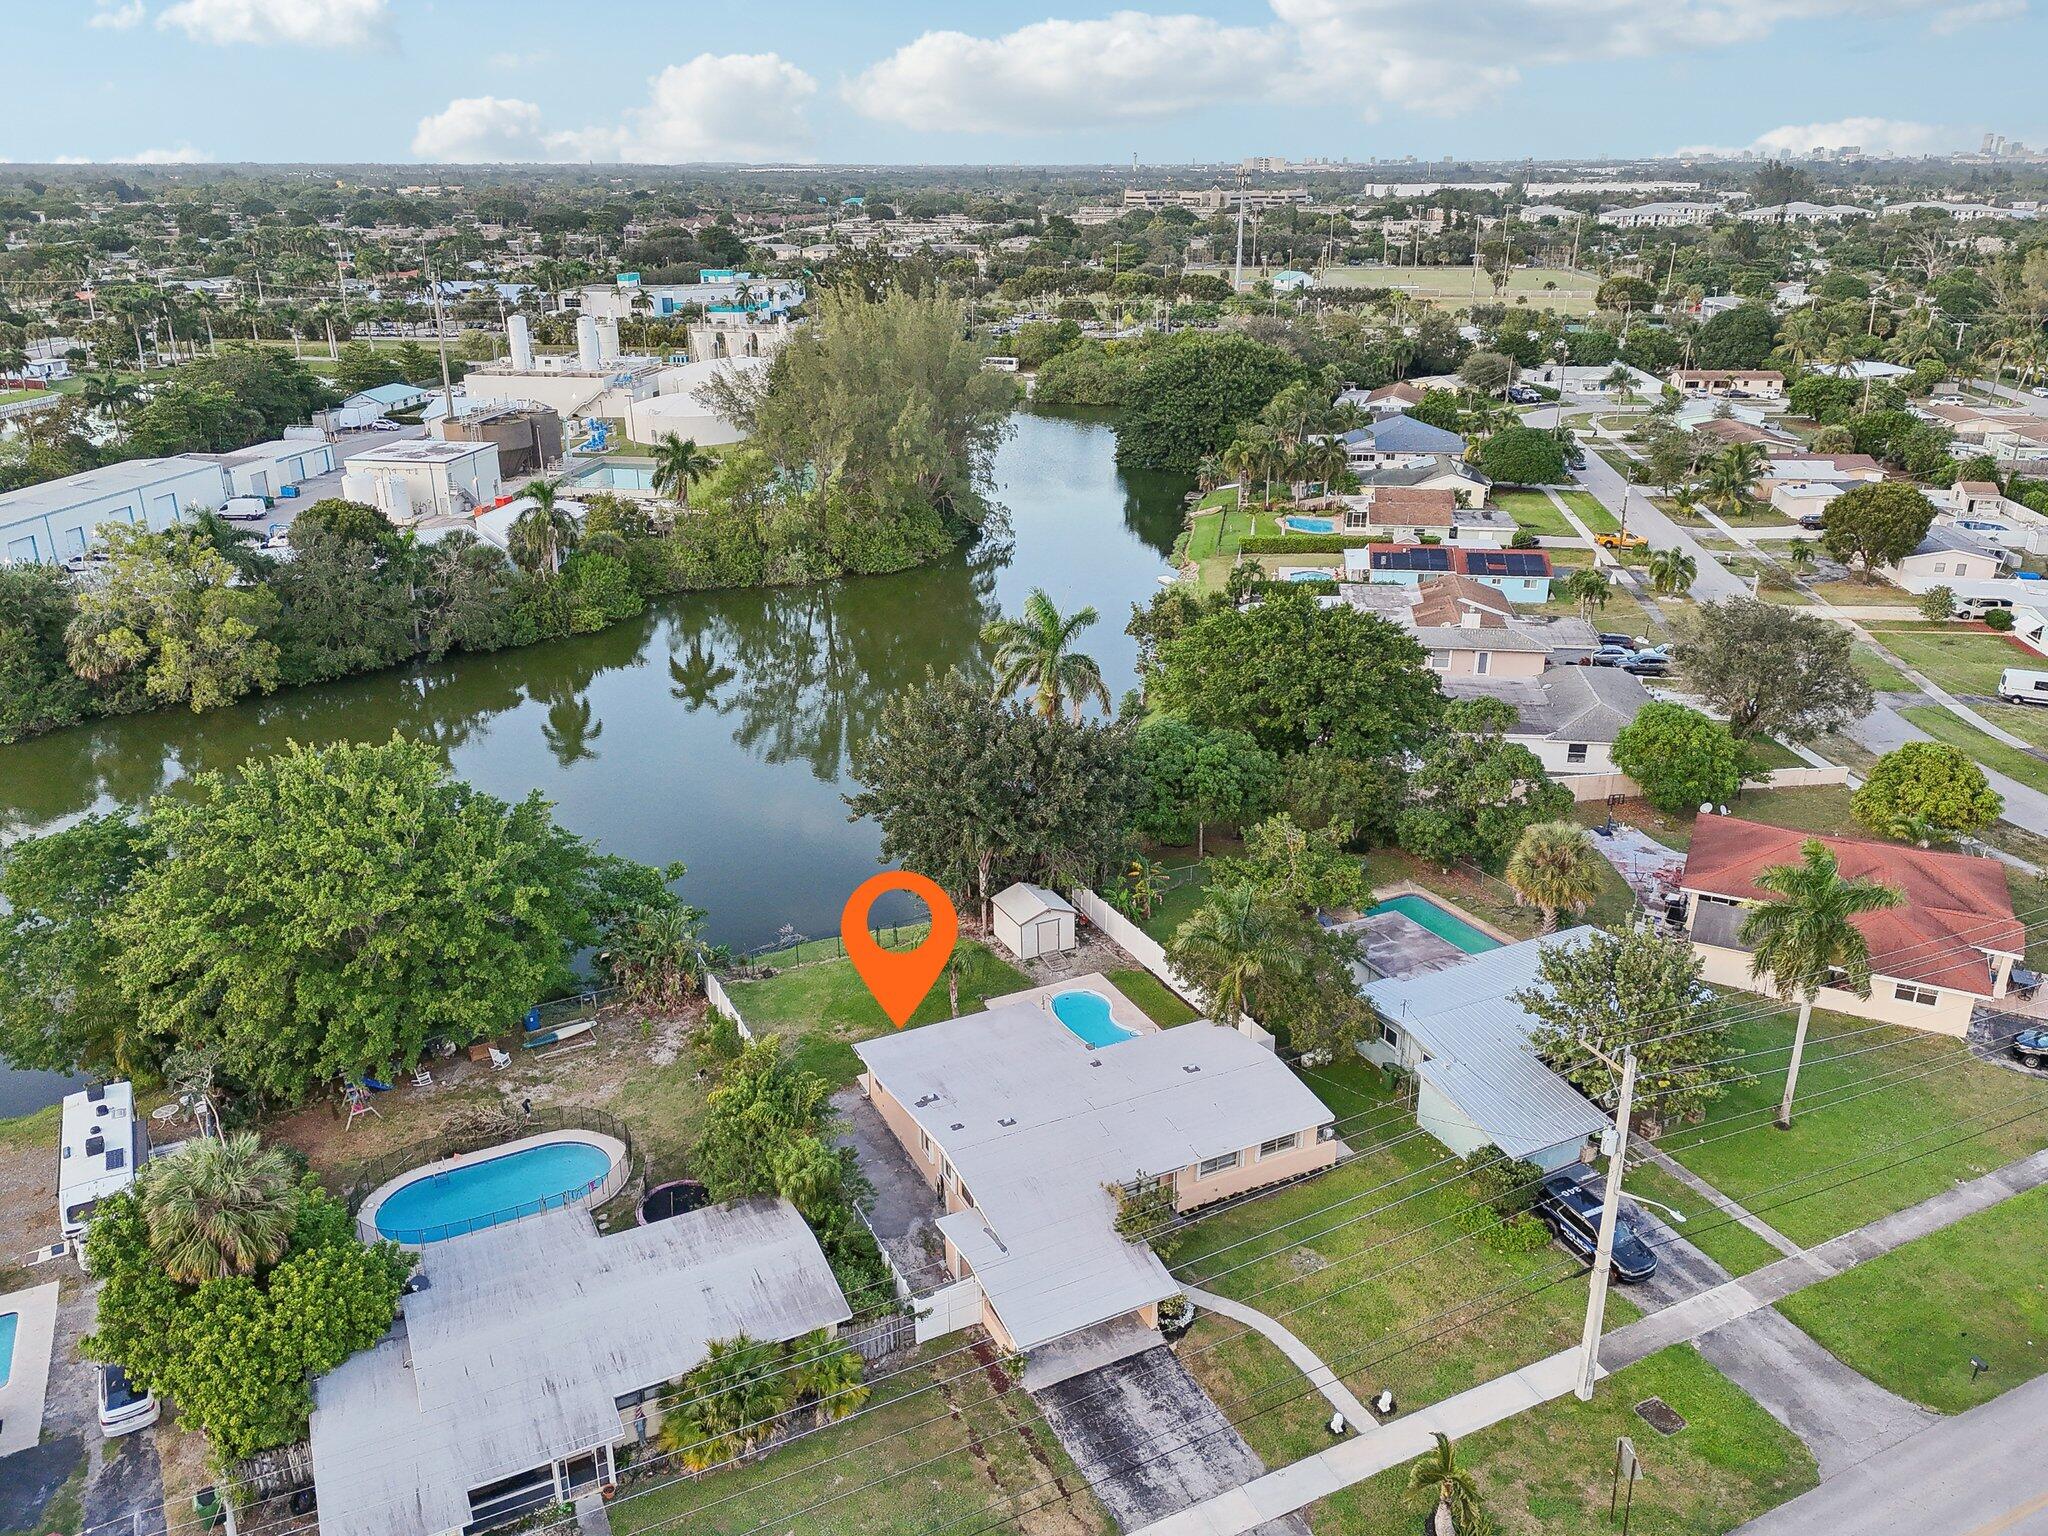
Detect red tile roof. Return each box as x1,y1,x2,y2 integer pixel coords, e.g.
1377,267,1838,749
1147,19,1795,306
1681,816,2024,996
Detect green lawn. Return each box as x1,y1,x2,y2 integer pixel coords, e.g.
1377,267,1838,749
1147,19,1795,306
0,387,54,405
1976,701,2048,753
1106,967,1202,1027
725,940,1031,1087
1778,1183,2048,1414
1806,579,1919,607
608,1340,1111,1536
1169,1059,1635,1413
1620,1161,1785,1278
1317,264,1600,314
1657,1006,2048,1250
1140,863,1213,942
1851,644,1913,692
1898,706,2048,796
1494,491,1577,539
1309,1346,1818,1536
1175,1315,1334,1470
1864,629,2034,698
1559,490,1621,535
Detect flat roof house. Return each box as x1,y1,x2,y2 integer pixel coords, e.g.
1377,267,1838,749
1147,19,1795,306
1670,369,1785,400
309,1199,848,1536
1677,817,2024,1036
1356,928,1610,1170
853,1007,1339,1356
0,457,230,565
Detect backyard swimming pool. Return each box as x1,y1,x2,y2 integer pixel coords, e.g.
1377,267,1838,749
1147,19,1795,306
1282,516,1336,533
0,1309,17,1388
1366,893,1502,955
369,1136,618,1244
1051,989,1136,1048
566,460,657,492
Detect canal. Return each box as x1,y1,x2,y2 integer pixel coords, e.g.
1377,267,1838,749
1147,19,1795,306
0,409,1189,1112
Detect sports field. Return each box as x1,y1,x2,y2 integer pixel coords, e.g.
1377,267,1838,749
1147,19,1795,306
1318,264,1599,313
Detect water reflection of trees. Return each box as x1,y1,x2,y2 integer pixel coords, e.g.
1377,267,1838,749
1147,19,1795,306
700,539,1007,783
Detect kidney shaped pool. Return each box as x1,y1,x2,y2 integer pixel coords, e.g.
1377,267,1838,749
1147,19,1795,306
370,1136,617,1244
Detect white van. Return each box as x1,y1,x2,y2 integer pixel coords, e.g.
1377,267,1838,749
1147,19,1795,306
220,495,270,522
1999,667,2048,705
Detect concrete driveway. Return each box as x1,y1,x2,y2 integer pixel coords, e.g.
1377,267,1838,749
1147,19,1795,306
1033,1347,1309,1535
832,1087,950,1292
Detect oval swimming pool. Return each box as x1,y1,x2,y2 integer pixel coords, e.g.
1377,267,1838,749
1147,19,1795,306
371,1137,616,1244
1051,989,1136,1048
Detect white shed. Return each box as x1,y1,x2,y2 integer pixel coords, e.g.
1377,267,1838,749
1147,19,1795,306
991,883,1078,961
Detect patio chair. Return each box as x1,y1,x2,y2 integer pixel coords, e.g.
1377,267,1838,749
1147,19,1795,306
412,1066,434,1088
489,1047,512,1070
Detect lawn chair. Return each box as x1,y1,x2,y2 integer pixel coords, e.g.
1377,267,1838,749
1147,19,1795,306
489,1047,512,1070
412,1066,434,1088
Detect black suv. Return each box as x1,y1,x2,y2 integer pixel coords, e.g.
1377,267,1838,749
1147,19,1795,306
1532,1171,1658,1282
2012,1027,2048,1069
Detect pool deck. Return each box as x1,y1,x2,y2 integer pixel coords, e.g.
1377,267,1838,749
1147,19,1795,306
1331,883,1514,983
0,1280,62,1459
353,1129,629,1247
986,972,1164,1037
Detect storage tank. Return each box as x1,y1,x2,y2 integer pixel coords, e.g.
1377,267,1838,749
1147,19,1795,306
576,315,601,370
596,315,621,367
508,312,535,371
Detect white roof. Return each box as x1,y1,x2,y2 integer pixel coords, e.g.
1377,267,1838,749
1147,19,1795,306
0,457,225,519
991,883,1075,925
58,1082,142,1207
346,438,495,467
1358,930,1611,1161
855,1008,1334,1349
310,1199,847,1536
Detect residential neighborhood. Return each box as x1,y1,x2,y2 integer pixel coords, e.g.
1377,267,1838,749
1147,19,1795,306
4,9,2048,1536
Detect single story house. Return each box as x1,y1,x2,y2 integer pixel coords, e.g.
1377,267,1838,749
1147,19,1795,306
0,457,230,565
1524,363,1663,398
1760,454,1887,488
308,1200,849,1536
1342,575,1595,678
1349,543,1553,603
1914,405,2048,465
1356,928,1610,1170
1339,486,1458,541
991,883,1078,961
1932,482,2048,557
1442,665,1651,775
853,1006,1339,1355
1768,479,1849,520
1878,522,2014,589
1339,413,1468,467
343,382,433,416
1670,369,1785,400
1677,816,2025,1035
1336,380,1428,416
1690,417,1802,452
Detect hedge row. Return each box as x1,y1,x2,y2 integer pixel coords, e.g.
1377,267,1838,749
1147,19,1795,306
1239,533,1387,554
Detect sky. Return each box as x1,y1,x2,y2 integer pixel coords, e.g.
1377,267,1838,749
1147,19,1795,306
13,0,2047,168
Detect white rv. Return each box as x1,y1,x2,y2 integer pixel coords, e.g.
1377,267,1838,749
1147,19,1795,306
58,1081,147,1243
1998,667,2048,706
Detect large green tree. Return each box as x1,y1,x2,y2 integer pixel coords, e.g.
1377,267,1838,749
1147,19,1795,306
1131,718,1279,854
0,561,89,741
1851,742,2002,842
1820,479,1938,577
1151,586,1442,762
1674,599,1872,742
1611,702,1746,814
982,588,1111,720
1111,331,1304,472
1471,424,1566,486
1395,698,1573,869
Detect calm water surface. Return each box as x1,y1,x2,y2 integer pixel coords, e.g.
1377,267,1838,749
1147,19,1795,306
0,410,1187,1111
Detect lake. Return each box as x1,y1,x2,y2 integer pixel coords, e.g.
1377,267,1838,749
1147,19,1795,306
0,409,1188,1113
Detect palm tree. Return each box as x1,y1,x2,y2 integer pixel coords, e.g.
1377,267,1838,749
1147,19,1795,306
1407,1431,1489,1536
1667,482,1702,520
1504,821,1603,932
1785,538,1818,574
1739,840,1904,1129
657,1334,787,1469
1165,885,1307,1026
600,902,705,1011
668,637,735,711
507,477,577,574
786,1330,869,1422
79,369,141,426
138,1132,298,1284
981,588,1111,720
651,433,715,507
1706,443,1766,517
1646,545,1697,596
1123,856,1167,920
1561,565,1610,620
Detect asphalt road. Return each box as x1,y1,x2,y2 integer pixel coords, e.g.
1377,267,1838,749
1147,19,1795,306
231,423,429,537
1972,377,2048,415
1732,1371,2048,1535
1567,443,1750,602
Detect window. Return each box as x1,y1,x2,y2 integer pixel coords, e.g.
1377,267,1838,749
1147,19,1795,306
1427,652,1449,670
918,1130,932,1161
1933,562,1947,574
1379,1018,1400,1049
1197,1151,1241,1178
1566,743,1589,765
1473,652,1491,676
1259,1133,1300,1159
1894,982,1940,1007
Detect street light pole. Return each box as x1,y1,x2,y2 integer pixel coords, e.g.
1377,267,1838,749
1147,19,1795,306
1575,1044,1638,1402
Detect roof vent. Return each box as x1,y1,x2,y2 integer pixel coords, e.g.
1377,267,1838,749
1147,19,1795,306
85,1132,104,1156
950,1122,965,1132
914,1093,940,1108
1182,1064,1203,1074
87,1084,106,1103
1089,1059,1104,1067
998,1117,1016,1127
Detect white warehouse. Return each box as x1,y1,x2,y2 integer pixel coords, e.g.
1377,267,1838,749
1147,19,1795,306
0,458,230,565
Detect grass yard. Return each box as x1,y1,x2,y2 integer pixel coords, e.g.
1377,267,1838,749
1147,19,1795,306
1620,1160,1785,1278
1106,967,1203,1027
1318,264,1600,314
1494,491,1577,539
1851,644,1914,692
1309,1346,1818,1536
1974,701,2048,753
1558,490,1621,535
1139,862,1213,942
0,387,54,405
1657,1005,2048,1250
1169,1059,1635,1413
1805,579,1919,607
1776,1183,2048,1414
725,940,1032,1087
1898,706,2048,796
1174,1316,1335,1471
1862,629,2035,698
609,1340,1110,1536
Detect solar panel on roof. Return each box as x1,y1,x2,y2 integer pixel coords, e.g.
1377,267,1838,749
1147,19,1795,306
1504,553,1548,575
1375,548,1451,571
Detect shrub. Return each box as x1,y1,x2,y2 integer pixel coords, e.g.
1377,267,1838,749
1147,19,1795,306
1984,607,2016,631
1239,534,1379,554
1611,702,1746,814
1852,741,2002,840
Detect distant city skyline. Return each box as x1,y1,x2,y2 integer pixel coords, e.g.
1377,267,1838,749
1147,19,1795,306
14,0,2048,169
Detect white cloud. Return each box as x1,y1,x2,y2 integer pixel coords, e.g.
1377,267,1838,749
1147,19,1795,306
156,0,390,48
844,12,1288,132
1928,0,2025,32
410,97,552,162
1676,116,1961,158
87,1,147,30
846,0,2007,130
53,144,215,164
413,54,818,164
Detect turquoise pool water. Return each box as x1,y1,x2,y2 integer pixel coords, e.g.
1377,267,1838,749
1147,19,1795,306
1367,893,1502,955
1051,990,1136,1048
373,1139,615,1243
1283,516,1335,533
568,460,657,491
0,1309,17,1388
1284,569,1337,582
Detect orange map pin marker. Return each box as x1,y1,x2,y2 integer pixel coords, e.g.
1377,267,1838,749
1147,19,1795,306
843,871,958,1029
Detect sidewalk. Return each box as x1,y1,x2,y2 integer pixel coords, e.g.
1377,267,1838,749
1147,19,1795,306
1130,1144,2048,1536
1186,1288,1375,1430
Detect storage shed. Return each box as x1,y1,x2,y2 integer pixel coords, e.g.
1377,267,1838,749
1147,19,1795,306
991,883,1078,961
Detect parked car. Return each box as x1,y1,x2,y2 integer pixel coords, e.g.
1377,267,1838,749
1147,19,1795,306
1594,529,1647,550
1533,1171,1658,1282
2012,1026,2048,1069
98,1362,159,1436
1798,513,1826,531
1597,632,1637,649
1566,449,1588,470
1622,655,1671,677
220,496,269,522
1585,646,1632,668
2032,386,2048,400
1506,386,1542,404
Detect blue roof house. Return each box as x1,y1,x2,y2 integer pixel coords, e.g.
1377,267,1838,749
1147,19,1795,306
1341,414,1468,465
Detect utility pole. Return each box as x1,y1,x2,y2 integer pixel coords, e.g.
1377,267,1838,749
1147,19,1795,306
426,252,455,425
335,246,352,350
1232,170,1250,293
1575,1045,1638,1402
